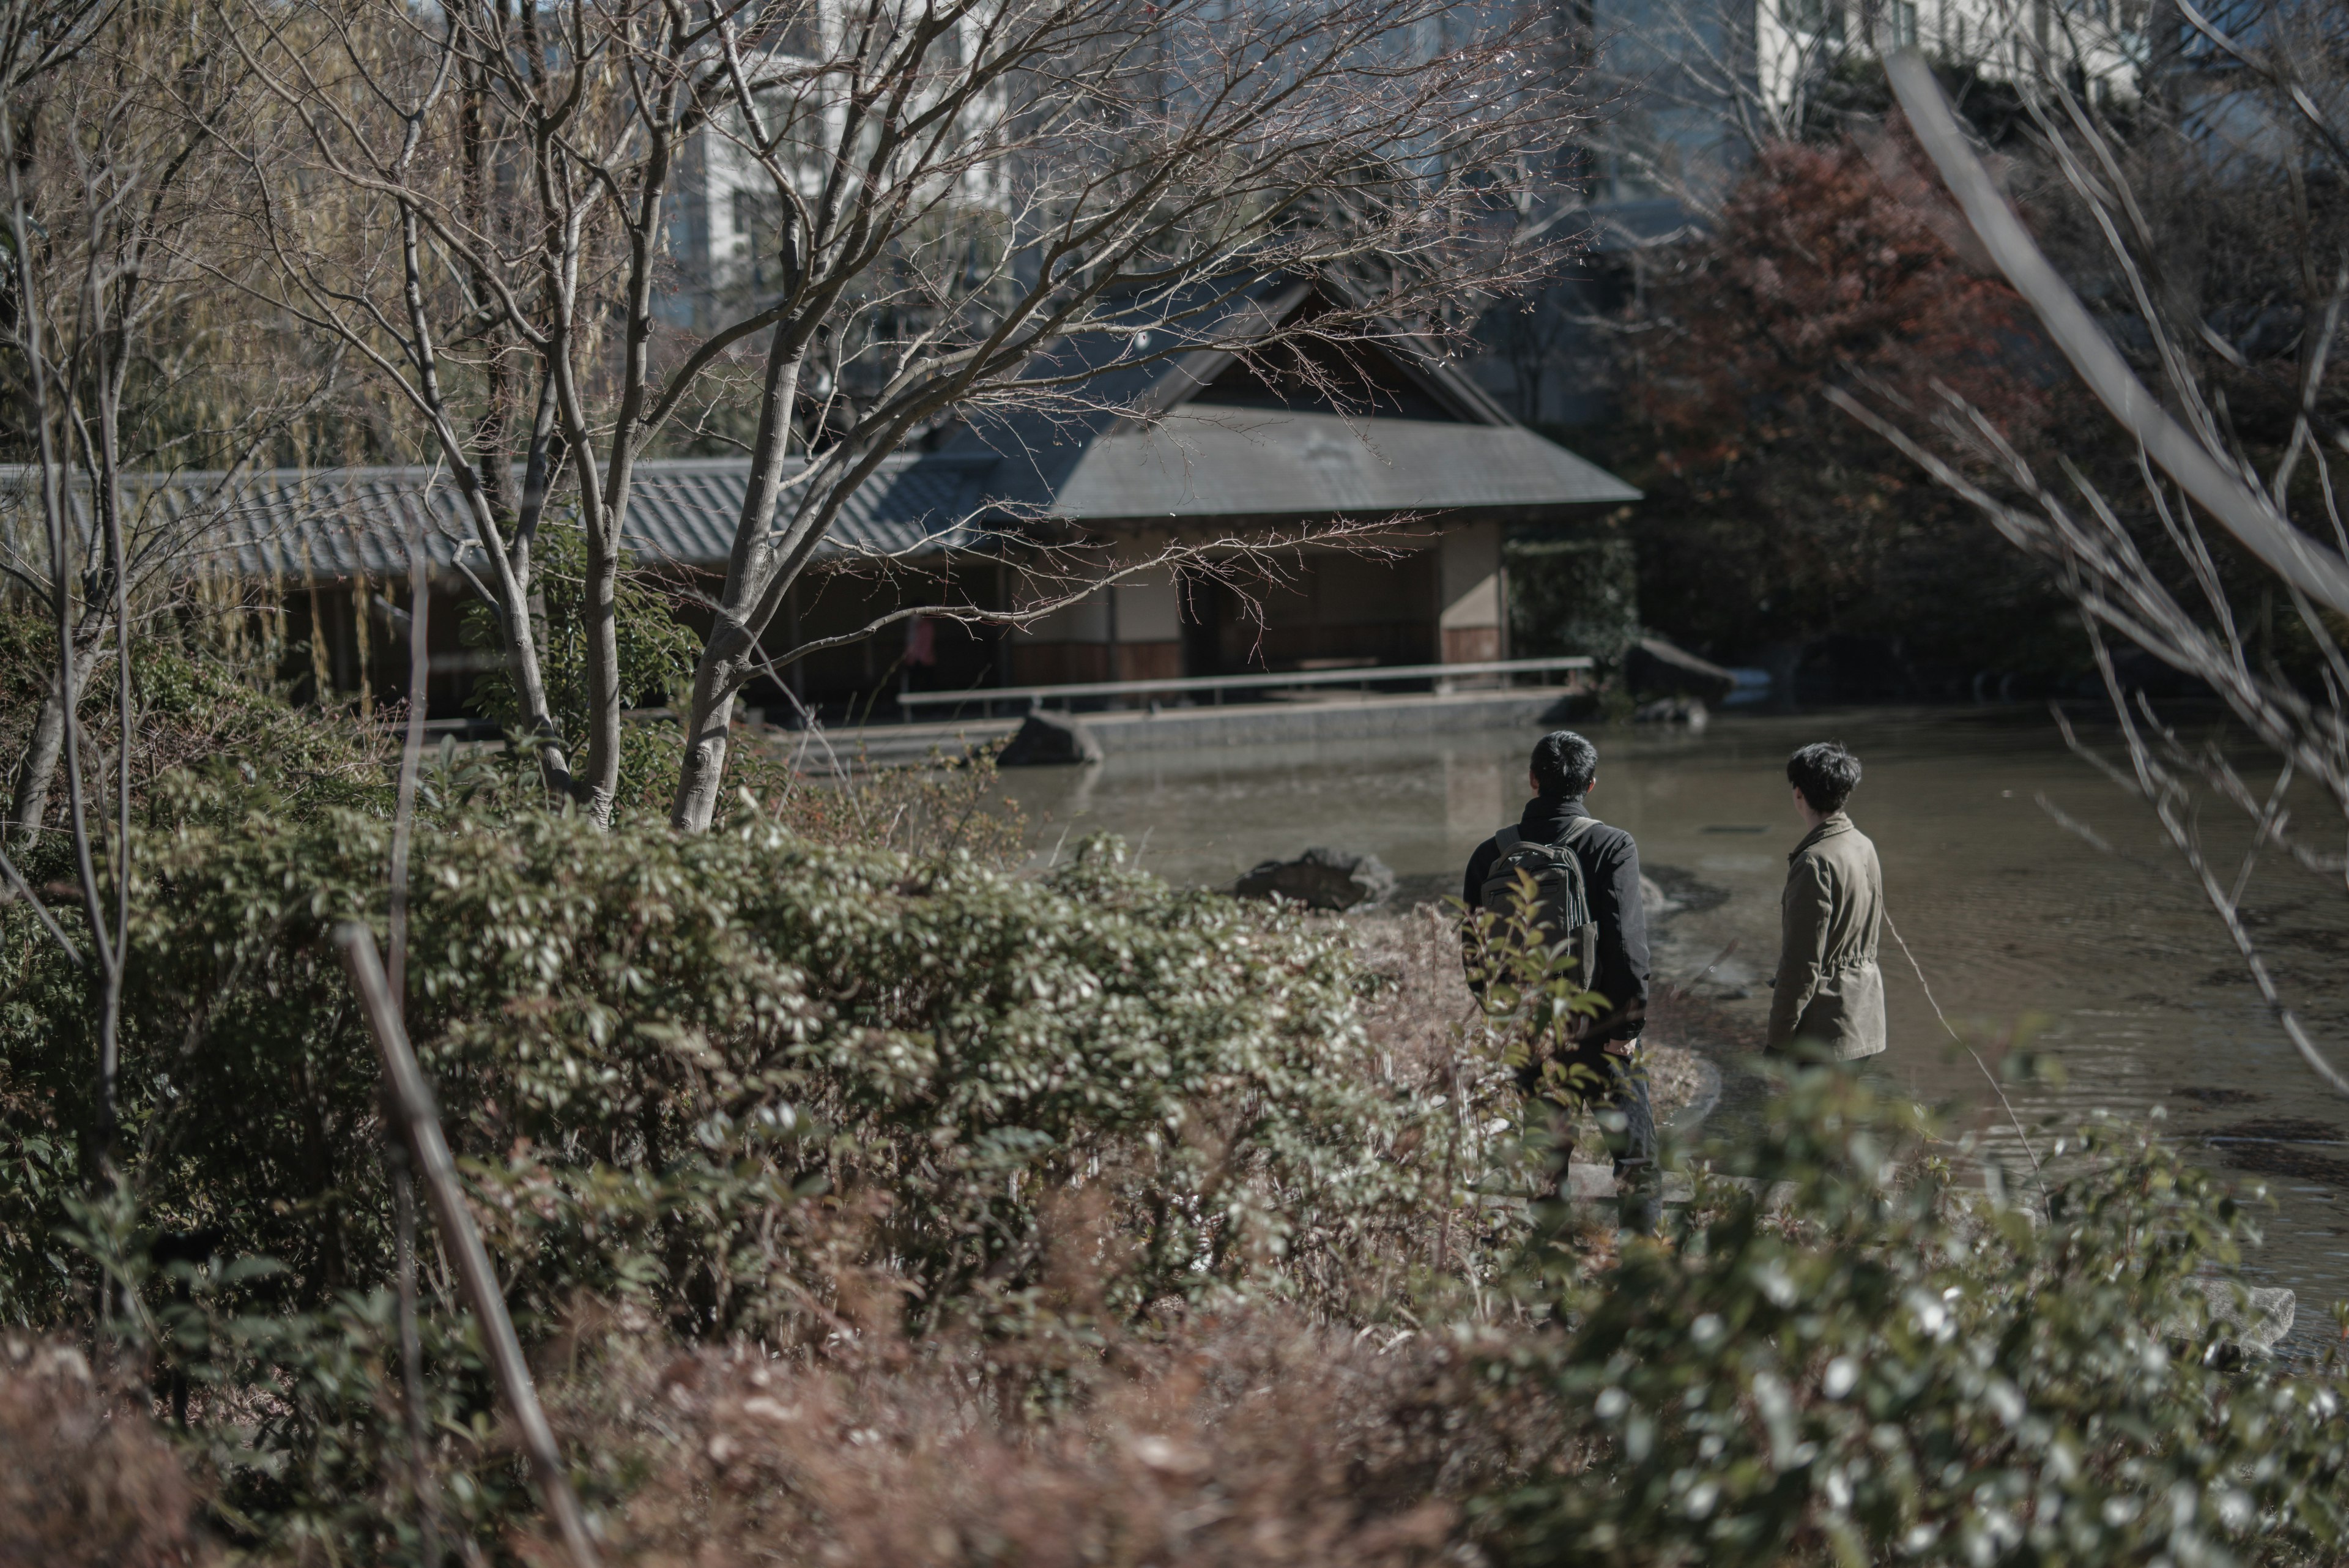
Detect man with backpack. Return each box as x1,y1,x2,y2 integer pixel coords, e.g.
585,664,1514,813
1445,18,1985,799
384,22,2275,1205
1461,730,1655,1234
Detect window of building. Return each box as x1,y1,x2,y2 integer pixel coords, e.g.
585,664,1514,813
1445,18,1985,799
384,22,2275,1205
764,0,821,59
733,188,781,292
1784,0,1836,34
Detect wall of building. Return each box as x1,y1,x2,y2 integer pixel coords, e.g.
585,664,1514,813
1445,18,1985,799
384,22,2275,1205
1001,527,1511,687
1438,521,1505,665
1007,565,1184,685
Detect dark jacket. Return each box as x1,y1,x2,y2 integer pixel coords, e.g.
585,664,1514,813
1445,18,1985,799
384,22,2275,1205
1462,794,1650,1045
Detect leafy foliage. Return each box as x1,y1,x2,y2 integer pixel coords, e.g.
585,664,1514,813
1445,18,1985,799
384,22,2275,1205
458,522,700,813
1507,536,1639,671
1,782,1460,1544
1619,128,2066,674
0,609,396,865
6,668,2348,1566
1482,1071,2349,1567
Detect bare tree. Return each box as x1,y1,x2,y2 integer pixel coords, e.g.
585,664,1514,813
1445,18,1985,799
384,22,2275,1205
1,0,142,1206
226,0,1573,830
1,0,336,843
225,3,592,803
1836,35,2349,1094
1,0,355,1227
655,0,1573,829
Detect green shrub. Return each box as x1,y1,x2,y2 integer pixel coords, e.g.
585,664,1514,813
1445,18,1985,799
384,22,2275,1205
10,696,2348,1567
458,522,700,817
1,785,1459,1545
1477,1069,2349,1567
0,611,396,883
1505,535,1639,669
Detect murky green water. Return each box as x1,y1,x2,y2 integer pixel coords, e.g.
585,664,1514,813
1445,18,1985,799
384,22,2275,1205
1007,705,2349,1353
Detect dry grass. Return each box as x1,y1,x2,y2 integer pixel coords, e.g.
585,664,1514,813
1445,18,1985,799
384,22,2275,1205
0,1339,210,1568
528,1308,1555,1568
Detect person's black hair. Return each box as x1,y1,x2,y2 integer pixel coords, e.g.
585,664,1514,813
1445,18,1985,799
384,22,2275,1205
1531,730,1599,797
1787,741,1861,814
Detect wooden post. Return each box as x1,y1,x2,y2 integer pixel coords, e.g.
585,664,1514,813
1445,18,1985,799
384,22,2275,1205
333,924,603,1568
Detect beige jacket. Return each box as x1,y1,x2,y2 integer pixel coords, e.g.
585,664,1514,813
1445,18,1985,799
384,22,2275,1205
1765,812,1886,1060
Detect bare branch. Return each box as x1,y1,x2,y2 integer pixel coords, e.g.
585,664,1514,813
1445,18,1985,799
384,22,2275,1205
1885,48,2349,619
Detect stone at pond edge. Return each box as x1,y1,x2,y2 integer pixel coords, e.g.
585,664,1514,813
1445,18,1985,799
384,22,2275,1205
998,710,1104,766
1234,848,1397,912
2159,1277,2296,1356
1633,696,1709,732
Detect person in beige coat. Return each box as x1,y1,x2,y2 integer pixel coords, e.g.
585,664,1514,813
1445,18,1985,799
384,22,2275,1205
1765,741,1887,1061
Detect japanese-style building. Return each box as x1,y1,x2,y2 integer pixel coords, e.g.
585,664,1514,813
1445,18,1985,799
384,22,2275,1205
23,278,1637,719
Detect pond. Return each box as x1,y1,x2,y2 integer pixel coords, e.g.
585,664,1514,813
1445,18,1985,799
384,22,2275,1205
1005,704,2349,1354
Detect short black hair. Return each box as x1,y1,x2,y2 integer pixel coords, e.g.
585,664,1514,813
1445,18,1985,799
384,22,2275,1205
1531,730,1599,797
1788,741,1861,814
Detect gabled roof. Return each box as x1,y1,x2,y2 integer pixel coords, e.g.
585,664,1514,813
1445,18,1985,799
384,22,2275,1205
941,270,1640,521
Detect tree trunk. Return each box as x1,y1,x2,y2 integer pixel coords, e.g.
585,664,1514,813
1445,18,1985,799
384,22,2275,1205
669,642,748,832
579,520,621,823
669,342,809,831
503,584,576,801
5,634,106,844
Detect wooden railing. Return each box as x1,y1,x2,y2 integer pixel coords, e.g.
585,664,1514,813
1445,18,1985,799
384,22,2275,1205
892,654,1594,718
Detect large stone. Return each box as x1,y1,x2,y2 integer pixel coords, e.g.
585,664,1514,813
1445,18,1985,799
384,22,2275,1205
2162,1277,2296,1357
1626,636,1737,702
996,710,1104,767
1234,847,1397,911
1633,696,1710,732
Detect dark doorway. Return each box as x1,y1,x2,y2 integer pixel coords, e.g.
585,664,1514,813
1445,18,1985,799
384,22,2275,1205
1178,569,1226,677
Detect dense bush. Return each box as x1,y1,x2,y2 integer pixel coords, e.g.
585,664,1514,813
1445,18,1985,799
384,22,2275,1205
0,614,398,876
505,1077,2347,1568
7,631,2349,1564
9,975,2349,1564
1,776,1465,1551
80,805,1433,1328
1482,1071,2349,1567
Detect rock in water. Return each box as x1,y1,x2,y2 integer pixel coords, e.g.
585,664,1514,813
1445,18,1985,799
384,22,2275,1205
1234,847,1397,911
1633,696,1709,731
997,710,1104,766
2162,1277,2296,1358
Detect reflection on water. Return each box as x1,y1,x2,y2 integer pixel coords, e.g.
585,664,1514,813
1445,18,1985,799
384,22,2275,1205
1007,705,2349,1352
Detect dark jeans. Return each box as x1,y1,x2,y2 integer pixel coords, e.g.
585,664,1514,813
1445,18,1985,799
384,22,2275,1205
1516,1043,1659,1235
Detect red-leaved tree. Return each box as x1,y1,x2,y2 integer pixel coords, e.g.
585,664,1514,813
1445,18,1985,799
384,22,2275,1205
1624,127,2057,678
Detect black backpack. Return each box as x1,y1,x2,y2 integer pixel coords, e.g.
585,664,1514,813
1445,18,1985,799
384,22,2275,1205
1479,817,1601,986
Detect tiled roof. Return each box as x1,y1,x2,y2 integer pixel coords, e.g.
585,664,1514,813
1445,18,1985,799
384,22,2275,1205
0,454,996,581
943,270,1639,521
980,409,1639,521
0,273,1637,583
